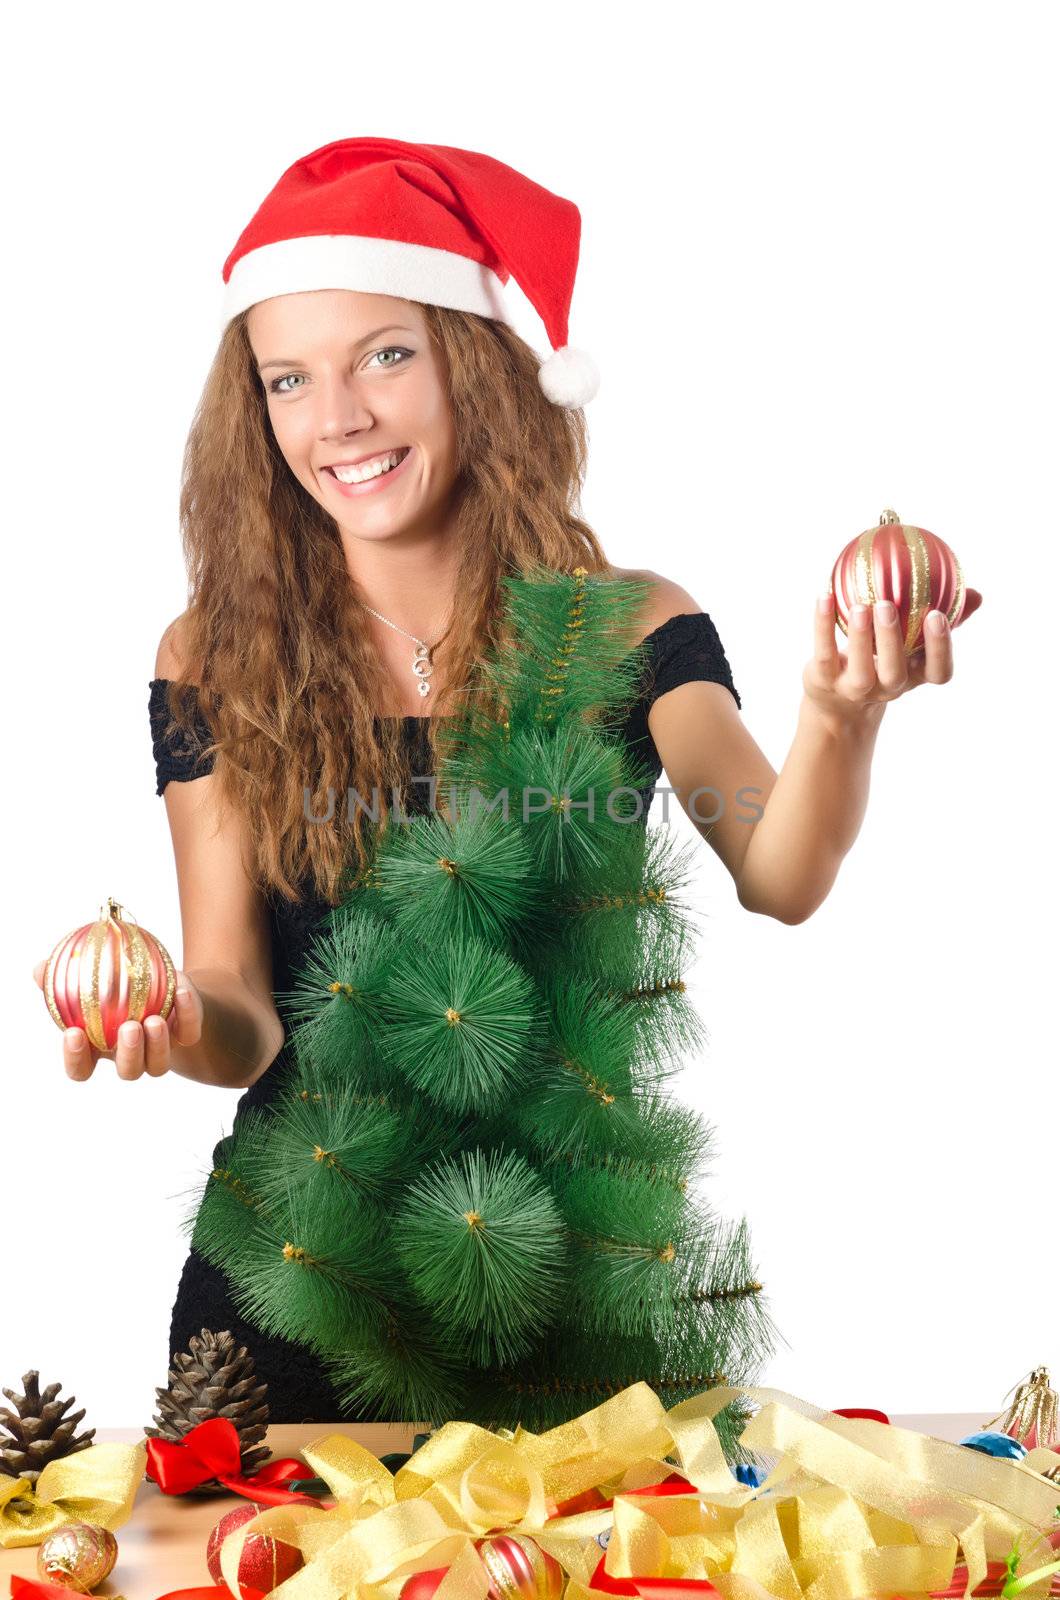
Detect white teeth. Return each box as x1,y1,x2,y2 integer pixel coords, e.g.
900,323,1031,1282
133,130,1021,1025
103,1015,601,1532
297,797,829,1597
331,449,408,485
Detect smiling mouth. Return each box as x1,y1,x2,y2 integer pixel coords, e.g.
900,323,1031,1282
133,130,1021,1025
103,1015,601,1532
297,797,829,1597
324,446,412,484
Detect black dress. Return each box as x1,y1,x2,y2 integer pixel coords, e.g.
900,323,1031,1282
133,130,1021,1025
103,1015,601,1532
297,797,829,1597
147,612,741,1422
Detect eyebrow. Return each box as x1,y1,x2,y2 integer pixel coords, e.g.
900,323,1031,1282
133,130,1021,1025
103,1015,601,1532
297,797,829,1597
256,324,418,374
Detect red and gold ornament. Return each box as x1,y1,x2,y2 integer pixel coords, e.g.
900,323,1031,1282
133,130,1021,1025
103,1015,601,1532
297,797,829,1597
42,896,176,1051
401,1534,565,1600
206,1502,305,1595
830,508,982,654
35,1518,118,1592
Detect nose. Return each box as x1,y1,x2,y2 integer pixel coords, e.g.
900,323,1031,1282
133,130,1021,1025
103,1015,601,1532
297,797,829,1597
316,373,377,441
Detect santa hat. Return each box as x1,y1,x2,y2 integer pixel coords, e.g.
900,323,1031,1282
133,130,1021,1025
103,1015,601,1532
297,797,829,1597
220,135,599,409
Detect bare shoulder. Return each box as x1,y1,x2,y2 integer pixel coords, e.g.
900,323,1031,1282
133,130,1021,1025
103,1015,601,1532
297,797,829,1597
606,565,703,646
154,611,201,685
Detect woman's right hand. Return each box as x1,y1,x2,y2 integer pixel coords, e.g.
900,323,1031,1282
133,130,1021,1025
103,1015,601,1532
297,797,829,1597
31,961,205,1081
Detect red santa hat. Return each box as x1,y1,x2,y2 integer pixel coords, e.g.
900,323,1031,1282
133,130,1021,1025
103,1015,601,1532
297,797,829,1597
220,135,600,409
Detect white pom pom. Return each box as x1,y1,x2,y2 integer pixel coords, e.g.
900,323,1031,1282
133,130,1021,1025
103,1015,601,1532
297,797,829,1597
538,344,600,408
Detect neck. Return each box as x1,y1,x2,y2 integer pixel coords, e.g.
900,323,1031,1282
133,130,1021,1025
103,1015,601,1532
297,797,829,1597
344,532,460,639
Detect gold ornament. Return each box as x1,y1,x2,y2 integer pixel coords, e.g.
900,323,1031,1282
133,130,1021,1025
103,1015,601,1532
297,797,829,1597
37,1517,118,1591
983,1366,1058,1450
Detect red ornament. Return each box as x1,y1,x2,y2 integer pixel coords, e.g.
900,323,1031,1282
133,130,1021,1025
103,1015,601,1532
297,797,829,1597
830,509,982,655
400,1535,565,1600
206,1502,305,1595
43,896,176,1051
401,1567,451,1600
478,1535,565,1600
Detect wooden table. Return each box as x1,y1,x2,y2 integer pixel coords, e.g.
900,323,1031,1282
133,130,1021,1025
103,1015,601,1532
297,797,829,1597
0,1414,992,1599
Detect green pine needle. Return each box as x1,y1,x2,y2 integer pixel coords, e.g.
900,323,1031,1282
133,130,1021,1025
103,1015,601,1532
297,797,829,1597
221,1176,398,1353
393,1148,568,1366
379,933,543,1113
514,1084,714,1183
544,1163,701,1339
274,901,404,1073
236,1073,424,1210
187,1110,278,1275
322,1297,472,1425
371,806,539,951
477,564,657,729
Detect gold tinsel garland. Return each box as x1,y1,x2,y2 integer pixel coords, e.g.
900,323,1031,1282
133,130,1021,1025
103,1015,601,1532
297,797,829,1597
202,1381,1060,1600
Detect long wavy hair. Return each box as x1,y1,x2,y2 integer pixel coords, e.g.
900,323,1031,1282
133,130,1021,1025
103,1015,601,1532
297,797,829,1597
155,302,627,909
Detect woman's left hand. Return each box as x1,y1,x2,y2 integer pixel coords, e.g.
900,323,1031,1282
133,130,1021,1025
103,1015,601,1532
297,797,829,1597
804,588,983,728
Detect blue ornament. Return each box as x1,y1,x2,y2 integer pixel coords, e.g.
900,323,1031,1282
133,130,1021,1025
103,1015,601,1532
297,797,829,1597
595,1527,612,1550
959,1430,1028,1460
732,1462,768,1488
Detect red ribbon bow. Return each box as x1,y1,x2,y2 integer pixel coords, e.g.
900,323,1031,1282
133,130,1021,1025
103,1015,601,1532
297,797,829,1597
144,1417,322,1506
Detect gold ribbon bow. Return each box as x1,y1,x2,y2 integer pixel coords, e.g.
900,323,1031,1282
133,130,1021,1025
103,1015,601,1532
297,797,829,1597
198,1384,1060,1600
0,1438,146,1548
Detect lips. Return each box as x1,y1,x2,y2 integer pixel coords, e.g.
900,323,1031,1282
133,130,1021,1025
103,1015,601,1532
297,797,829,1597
324,446,411,479
322,445,415,497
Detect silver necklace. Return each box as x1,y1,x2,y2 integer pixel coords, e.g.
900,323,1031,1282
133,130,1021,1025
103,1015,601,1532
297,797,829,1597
361,605,445,701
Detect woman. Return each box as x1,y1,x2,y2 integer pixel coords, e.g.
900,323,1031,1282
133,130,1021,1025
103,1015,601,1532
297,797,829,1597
33,137,972,1421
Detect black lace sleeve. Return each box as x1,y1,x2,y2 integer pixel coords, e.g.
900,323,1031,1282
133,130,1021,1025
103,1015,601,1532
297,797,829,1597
148,677,216,797
643,611,741,711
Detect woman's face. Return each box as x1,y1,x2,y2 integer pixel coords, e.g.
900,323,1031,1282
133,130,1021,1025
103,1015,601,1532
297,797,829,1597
246,289,461,546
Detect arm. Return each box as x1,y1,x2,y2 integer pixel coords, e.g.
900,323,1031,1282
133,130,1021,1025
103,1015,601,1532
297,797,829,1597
727,695,885,923
156,621,286,1089
644,580,965,925
649,674,884,926
162,782,287,1088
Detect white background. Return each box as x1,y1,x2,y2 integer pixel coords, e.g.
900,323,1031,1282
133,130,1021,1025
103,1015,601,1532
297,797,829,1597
5,0,1055,1427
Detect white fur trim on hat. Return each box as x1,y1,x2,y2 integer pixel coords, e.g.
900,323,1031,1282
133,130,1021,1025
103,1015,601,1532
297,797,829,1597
537,345,600,409
221,234,516,330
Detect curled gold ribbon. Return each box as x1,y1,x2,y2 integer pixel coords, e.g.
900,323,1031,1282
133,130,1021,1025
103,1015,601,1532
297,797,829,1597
0,1438,146,1548
205,1384,1060,1600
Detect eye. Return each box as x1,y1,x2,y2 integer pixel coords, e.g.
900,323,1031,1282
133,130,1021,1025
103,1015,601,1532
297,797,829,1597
269,373,305,395
266,347,412,395
365,346,413,370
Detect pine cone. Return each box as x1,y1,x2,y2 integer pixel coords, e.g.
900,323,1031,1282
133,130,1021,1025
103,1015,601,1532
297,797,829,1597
145,1328,271,1495
0,1371,96,1486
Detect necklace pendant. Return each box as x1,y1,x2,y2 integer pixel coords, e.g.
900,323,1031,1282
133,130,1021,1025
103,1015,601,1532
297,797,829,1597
412,644,433,698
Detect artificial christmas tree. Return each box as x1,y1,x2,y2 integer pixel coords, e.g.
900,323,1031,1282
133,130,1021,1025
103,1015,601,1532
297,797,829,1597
183,566,779,1450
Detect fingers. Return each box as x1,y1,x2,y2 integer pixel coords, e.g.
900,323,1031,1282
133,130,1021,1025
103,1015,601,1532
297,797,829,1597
814,591,840,672
822,598,954,695
142,1014,173,1078
869,600,907,693
918,608,953,684
113,1018,168,1081
63,1013,174,1082
169,975,203,1048
843,603,881,695
64,1026,99,1081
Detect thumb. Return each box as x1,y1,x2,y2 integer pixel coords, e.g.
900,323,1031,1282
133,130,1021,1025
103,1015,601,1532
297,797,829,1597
33,959,45,989
170,975,203,1044
961,587,983,621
